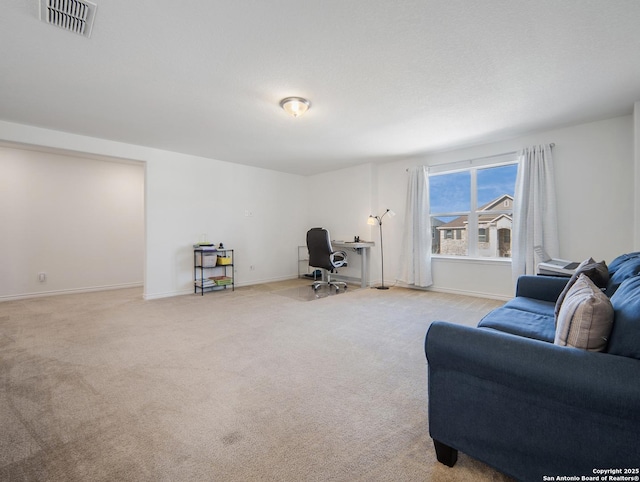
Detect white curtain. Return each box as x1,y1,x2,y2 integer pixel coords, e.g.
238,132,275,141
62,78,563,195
511,144,559,282
398,166,433,287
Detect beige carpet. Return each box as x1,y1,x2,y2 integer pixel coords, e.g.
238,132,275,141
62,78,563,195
0,279,515,481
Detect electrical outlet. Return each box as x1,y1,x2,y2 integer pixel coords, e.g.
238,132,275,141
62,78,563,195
38,272,46,282
250,265,256,271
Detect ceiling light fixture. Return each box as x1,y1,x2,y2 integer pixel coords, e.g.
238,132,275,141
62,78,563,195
280,97,311,118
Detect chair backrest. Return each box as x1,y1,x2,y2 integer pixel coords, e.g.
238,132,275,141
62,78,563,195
306,228,335,270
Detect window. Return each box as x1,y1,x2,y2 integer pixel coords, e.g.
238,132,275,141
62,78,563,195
430,161,517,258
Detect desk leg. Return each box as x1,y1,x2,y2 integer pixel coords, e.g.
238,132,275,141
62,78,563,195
360,248,368,288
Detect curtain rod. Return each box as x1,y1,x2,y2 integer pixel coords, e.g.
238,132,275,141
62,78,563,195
406,143,555,172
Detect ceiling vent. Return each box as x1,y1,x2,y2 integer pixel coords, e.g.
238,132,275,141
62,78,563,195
39,0,97,38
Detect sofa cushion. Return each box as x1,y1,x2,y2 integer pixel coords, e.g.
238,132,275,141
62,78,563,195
606,255,640,296
607,251,640,275
478,304,556,343
554,258,609,319
554,274,614,352
505,297,557,317
608,275,640,359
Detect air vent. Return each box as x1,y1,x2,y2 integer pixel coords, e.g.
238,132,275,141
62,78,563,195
39,0,97,38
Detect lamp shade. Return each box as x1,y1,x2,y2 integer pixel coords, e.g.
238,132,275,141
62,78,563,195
280,97,310,118
367,216,376,225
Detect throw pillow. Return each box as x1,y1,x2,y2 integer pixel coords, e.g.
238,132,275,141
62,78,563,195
554,274,614,352
554,258,609,320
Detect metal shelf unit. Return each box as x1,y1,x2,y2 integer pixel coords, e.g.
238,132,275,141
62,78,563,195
194,248,234,295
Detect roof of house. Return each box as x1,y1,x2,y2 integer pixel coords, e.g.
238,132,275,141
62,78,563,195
436,194,513,229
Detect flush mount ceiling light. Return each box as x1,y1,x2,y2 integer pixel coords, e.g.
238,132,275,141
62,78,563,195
279,97,311,118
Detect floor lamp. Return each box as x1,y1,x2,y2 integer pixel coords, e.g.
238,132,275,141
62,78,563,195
368,209,395,290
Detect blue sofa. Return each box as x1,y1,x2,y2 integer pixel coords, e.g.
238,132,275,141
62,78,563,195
425,253,640,481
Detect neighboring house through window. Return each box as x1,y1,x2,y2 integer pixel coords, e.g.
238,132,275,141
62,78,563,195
429,158,518,258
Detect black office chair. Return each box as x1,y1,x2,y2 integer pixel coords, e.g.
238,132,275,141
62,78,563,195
306,228,348,292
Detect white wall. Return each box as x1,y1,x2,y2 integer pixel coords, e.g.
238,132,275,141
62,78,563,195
2,112,637,301
375,115,635,299
0,121,307,300
145,153,306,298
305,163,379,282
0,145,144,299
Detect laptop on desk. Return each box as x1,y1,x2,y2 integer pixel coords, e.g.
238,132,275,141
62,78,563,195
534,246,580,276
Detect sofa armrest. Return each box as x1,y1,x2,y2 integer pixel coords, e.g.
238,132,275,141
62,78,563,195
425,321,640,479
515,275,569,302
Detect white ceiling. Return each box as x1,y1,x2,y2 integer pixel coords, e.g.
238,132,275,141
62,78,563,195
2,1,640,175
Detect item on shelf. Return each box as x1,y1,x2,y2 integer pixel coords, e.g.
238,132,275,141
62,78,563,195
195,279,216,288
209,276,233,286
205,254,218,267
194,252,218,267
217,256,232,266
194,244,217,250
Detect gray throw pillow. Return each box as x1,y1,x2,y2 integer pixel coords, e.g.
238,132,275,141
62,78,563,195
554,258,609,320
554,274,614,352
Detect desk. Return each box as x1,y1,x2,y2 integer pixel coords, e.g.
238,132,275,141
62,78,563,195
332,241,375,288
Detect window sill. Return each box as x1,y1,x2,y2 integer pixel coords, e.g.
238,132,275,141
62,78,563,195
432,255,512,266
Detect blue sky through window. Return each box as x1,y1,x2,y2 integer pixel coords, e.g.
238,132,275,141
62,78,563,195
430,171,470,214
477,164,518,206
430,164,517,217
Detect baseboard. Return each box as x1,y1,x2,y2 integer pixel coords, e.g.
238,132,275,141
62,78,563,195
143,275,301,300
392,280,511,301
1,282,143,302
423,285,511,301
143,288,193,300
